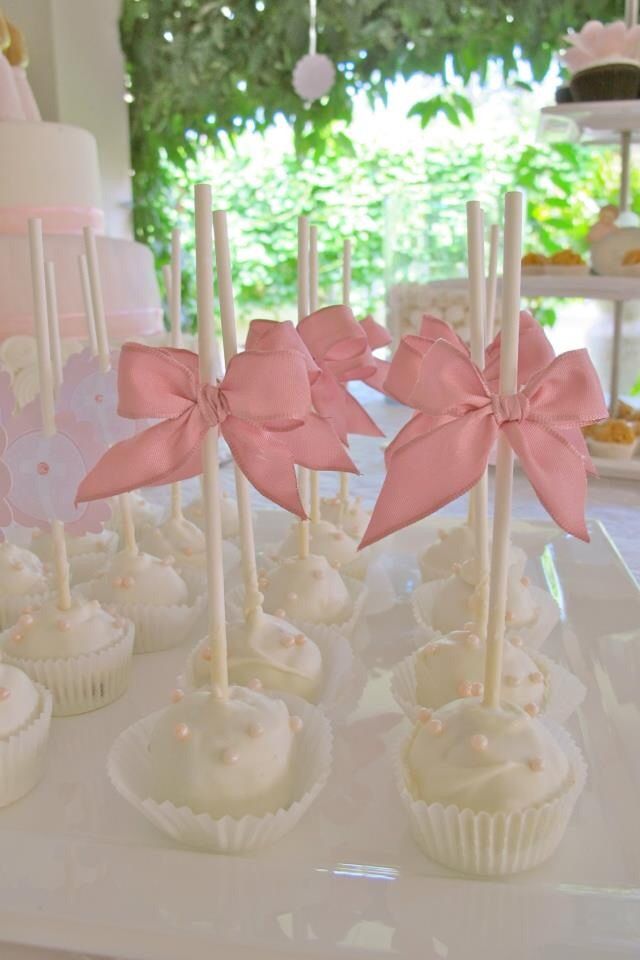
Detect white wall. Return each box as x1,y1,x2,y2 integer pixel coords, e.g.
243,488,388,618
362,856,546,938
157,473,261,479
3,0,134,239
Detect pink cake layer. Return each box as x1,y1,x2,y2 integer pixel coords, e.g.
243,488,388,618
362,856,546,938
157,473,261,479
0,233,163,340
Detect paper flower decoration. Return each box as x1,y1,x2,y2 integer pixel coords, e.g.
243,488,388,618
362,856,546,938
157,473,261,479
293,52,335,101
58,347,141,446
0,393,110,535
562,20,640,73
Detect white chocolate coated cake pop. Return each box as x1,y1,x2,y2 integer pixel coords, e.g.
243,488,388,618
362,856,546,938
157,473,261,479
184,491,239,539
107,492,163,534
278,520,365,576
150,686,301,819
320,495,370,540
262,554,352,626
98,550,188,606
405,698,570,814
4,595,125,659
0,542,48,600
192,610,322,701
419,524,476,583
0,662,41,738
138,515,240,575
414,630,546,714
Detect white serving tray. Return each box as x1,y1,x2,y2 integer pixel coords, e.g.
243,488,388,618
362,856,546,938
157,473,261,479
590,453,640,481
1,519,639,960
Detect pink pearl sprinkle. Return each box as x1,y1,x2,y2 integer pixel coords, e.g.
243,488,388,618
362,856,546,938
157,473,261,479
258,577,269,589
56,619,71,632
11,632,23,644
94,393,104,404
312,570,324,580
170,688,184,704
529,671,544,684
248,722,264,738
0,687,10,701
470,734,488,752
521,575,530,587
19,613,33,627
248,677,262,691
524,702,539,717
470,681,484,696
287,592,298,601
280,634,295,648
200,646,212,661
505,610,514,623
274,608,286,618
294,633,306,646
417,707,432,724
122,576,134,588
427,718,443,736
222,748,239,765
112,577,124,588
465,633,480,648
452,561,462,574
174,722,191,741
289,715,303,733
457,680,473,698
10,561,24,572
331,532,344,541
511,636,523,647
528,757,544,772
36,461,50,476
182,546,193,557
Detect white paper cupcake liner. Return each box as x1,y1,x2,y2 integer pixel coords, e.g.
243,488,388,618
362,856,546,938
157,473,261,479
0,588,51,632
78,577,206,654
107,692,333,853
410,580,560,650
0,684,52,808
1,620,135,717
394,721,587,877
391,648,586,726
182,623,364,721
229,576,367,642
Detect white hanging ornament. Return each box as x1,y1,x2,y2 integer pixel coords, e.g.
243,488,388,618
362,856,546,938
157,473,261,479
293,0,335,102
293,52,335,101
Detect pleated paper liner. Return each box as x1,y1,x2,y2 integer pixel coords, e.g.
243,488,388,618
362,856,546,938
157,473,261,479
410,579,560,650
391,647,586,726
107,692,333,854
0,684,52,808
393,722,587,877
2,619,134,717
182,622,366,721
77,576,206,654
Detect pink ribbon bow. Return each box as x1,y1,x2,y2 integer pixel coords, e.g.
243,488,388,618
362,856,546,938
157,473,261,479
297,305,386,441
76,342,354,517
360,339,607,548
384,311,566,463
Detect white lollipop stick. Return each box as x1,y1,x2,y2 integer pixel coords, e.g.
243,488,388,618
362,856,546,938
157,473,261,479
213,209,262,618
166,229,184,522
465,201,489,640
483,191,523,708
28,219,71,611
83,226,138,554
82,227,110,374
308,225,321,526
78,254,98,356
338,238,351,522
296,216,311,559
486,223,500,343
44,261,63,396
196,184,228,698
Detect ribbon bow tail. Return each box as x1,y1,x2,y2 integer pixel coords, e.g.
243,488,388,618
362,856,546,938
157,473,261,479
222,418,305,517
360,412,497,549
276,412,359,475
76,408,203,503
504,421,592,542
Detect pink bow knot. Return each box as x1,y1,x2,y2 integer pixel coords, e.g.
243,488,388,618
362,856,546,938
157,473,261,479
198,382,230,427
491,392,530,426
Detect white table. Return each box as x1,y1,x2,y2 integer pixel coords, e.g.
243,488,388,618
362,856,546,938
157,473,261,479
6,384,639,960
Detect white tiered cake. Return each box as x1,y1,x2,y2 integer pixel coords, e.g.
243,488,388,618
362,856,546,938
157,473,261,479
0,18,163,400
